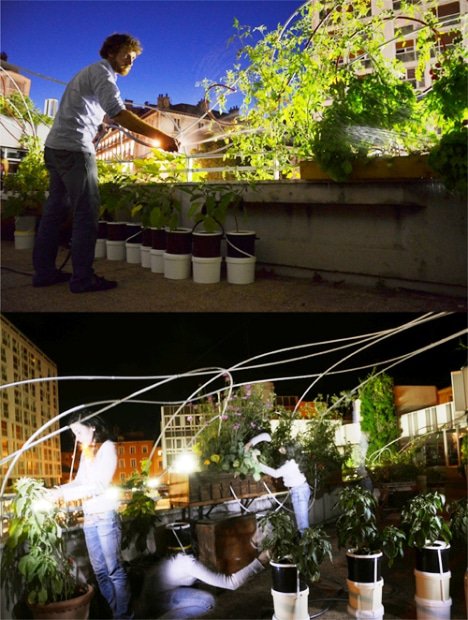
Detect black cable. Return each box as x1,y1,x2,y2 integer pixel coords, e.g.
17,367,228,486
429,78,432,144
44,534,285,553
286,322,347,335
1,266,34,276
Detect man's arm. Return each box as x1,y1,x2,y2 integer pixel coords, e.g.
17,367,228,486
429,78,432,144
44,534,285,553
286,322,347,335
112,109,177,151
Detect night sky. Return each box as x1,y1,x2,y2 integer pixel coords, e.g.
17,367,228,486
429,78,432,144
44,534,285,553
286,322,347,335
4,312,467,442
2,0,303,112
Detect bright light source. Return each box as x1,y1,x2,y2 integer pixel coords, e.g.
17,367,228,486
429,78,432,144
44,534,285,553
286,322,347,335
172,452,199,474
147,477,160,489
151,138,161,148
32,497,54,513
105,487,121,501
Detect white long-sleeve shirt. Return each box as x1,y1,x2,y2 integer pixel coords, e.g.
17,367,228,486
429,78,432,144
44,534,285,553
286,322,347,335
147,554,264,593
60,440,118,516
258,459,307,488
46,59,125,153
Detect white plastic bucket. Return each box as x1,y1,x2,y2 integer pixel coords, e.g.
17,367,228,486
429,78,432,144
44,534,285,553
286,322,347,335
347,579,384,613
226,256,256,285
164,253,191,280
346,605,384,619
271,587,309,620
106,239,126,261
95,238,106,259
140,245,151,268
14,230,35,250
414,570,451,602
192,256,222,284
150,248,165,274
126,242,141,264
415,595,452,620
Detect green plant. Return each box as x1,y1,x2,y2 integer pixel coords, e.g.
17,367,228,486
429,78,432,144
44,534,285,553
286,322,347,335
400,491,451,549
131,182,181,230
2,136,49,218
358,370,401,462
0,477,83,608
335,485,405,565
182,182,245,232
120,460,159,555
202,0,465,181
428,126,467,197
448,498,467,543
258,510,332,582
192,384,276,479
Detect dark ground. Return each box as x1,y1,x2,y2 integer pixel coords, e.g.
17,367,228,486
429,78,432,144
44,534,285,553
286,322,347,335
2,243,466,313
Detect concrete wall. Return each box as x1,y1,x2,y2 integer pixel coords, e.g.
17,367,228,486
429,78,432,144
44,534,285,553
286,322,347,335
178,180,467,297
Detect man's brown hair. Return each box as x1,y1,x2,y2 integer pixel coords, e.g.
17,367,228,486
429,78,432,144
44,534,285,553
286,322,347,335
100,34,142,59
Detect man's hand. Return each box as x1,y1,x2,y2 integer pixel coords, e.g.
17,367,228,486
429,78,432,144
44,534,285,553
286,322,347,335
160,136,178,152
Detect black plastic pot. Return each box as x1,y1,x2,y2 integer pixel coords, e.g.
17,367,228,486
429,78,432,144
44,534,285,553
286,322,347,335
166,521,192,554
141,227,153,248
97,220,108,239
415,542,450,573
125,223,142,244
270,560,307,593
166,228,192,255
346,550,382,583
151,227,167,251
225,230,257,258
106,221,127,241
192,231,223,258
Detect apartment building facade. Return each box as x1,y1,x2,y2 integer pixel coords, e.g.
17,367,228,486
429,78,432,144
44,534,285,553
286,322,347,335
0,315,61,489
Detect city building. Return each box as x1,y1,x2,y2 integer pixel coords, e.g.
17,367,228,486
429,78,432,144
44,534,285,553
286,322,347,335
95,95,238,164
43,98,58,118
0,315,61,489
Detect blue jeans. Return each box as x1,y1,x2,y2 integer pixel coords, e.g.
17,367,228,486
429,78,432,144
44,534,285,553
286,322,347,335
33,147,100,288
290,482,311,534
83,512,132,619
157,587,215,619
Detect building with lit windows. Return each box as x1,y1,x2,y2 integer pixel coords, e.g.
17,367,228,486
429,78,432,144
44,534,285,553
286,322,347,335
0,315,61,490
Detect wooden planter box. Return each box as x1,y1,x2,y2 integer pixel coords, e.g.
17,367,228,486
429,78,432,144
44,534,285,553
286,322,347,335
300,155,436,182
169,471,283,506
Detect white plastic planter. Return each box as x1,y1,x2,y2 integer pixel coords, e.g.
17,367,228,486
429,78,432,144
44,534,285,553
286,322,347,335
140,245,151,268
95,238,106,259
106,240,126,261
192,256,222,284
415,595,452,620
163,253,191,280
150,249,165,274
226,256,256,285
126,242,141,264
347,578,384,619
271,587,309,620
14,230,35,250
414,569,451,602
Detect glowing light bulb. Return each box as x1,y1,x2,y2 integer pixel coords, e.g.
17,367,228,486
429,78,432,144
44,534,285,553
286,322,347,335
172,452,199,474
32,497,54,513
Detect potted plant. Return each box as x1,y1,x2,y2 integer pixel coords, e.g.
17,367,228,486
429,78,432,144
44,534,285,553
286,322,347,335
181,181,249,283
335,484,405,618
400,491,452,616
0,477,94,619
2,136,49,250
258,510,332,620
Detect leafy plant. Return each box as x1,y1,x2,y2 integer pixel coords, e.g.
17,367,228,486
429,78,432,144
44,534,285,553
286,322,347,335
447,498,467,543
182,182,245,232
335,485,405,565
131,182,181,230
2,136,49,218
400,491,451,549
120,460,160,555
192,384,275,479
358,370,401,462
258,510,332,582
0,477,83,607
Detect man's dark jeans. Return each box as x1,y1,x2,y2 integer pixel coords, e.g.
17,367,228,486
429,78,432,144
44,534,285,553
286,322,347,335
33,147,100,288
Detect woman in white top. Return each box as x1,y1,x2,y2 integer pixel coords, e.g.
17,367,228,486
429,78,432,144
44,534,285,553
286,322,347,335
48,411,132,619
245,432,311,534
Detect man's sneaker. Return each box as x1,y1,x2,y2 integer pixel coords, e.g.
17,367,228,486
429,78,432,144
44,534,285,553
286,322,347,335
33,271,72,287
70,275,118,294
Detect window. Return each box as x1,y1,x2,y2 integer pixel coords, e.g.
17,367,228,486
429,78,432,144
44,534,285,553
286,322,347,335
130,458,137,469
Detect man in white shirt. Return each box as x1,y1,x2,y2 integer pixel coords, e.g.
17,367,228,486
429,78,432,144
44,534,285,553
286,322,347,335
33,33,177,293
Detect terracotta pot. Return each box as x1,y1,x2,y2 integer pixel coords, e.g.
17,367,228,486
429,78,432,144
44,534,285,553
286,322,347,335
29,584,94,620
